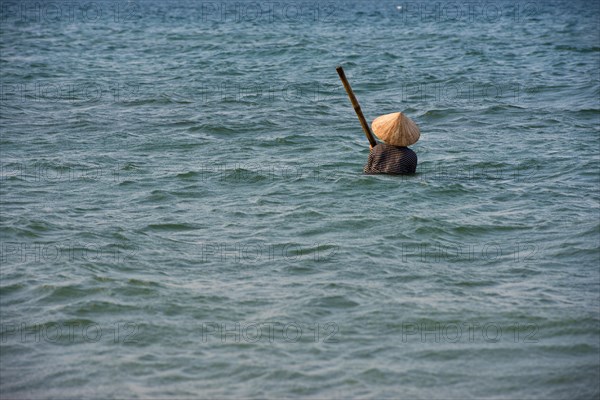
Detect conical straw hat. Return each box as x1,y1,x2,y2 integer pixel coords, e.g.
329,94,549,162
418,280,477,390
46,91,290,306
371,112,420,147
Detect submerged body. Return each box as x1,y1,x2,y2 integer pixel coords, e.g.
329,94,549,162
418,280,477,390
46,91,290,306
364,143,417,175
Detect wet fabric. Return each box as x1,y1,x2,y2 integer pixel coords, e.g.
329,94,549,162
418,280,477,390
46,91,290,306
364,143,417,175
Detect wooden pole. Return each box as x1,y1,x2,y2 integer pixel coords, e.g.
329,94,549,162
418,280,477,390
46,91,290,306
336,66,378,148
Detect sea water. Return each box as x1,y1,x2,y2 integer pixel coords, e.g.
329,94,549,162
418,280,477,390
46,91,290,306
1,0,599,398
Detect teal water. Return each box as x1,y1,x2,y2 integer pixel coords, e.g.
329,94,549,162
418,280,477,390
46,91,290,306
1,1,599,398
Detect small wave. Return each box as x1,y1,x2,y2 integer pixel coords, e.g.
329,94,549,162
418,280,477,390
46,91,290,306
140,190,175,203
307,295,360,309
39,283,105,303
176,171,199,179
554,45,600,53
145,223,199,231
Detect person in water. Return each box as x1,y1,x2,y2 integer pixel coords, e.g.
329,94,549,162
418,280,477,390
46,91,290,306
363,112,419,175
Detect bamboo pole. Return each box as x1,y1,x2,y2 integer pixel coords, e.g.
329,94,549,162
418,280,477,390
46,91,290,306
336,66,378,148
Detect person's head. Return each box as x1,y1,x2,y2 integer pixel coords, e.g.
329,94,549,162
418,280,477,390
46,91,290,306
371,112,420,147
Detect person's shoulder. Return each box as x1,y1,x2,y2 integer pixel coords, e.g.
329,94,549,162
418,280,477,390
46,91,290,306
402,146,417,155
376,144,415,153
372,143,395,153
371,143,417,157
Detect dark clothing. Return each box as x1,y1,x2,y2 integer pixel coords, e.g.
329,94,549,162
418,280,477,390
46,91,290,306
364,143,417,175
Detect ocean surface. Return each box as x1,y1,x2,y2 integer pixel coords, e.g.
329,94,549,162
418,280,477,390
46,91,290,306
1,0,599,398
